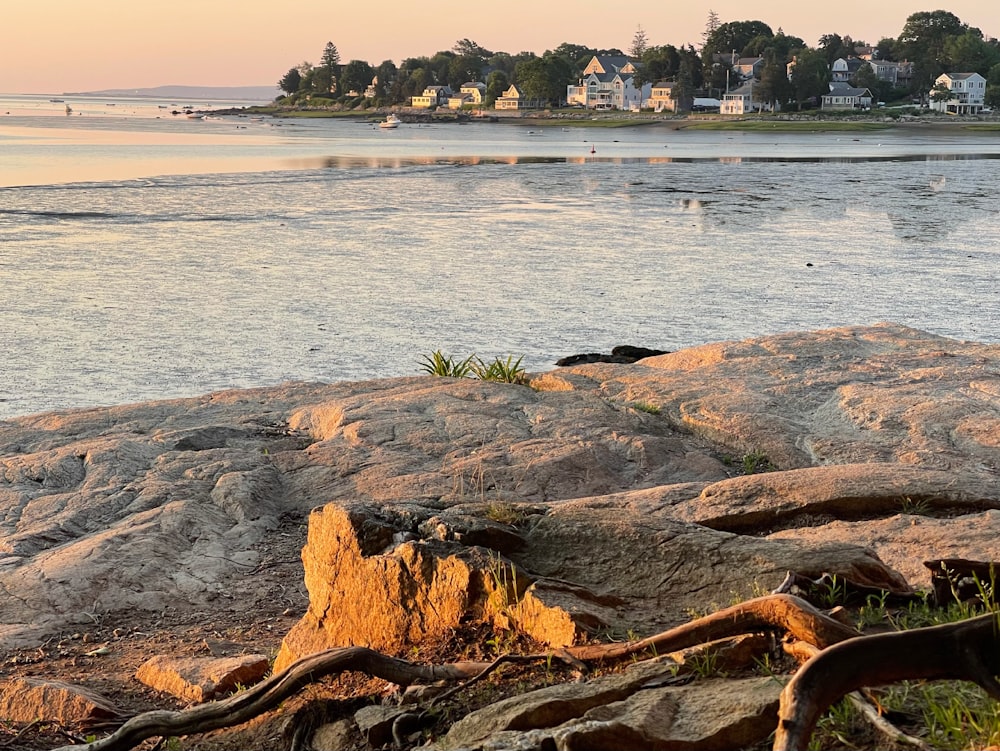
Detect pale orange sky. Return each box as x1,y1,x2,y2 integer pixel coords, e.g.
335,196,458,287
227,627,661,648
2,1,997,94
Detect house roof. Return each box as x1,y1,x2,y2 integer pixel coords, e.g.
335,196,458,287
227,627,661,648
941,72,983,81
724,82,754,96
824,85,871,97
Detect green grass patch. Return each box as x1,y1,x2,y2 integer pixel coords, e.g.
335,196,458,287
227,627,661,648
963,123,1000,131
683,119,892,132
419,351,475,378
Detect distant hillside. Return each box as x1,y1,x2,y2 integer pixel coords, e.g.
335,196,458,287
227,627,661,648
66,85,281,101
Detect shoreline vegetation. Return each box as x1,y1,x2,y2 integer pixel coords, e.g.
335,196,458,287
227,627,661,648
215,103,1000,132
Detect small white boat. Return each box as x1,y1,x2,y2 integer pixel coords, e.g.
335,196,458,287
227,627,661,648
379,114,402,129
186,112,204,120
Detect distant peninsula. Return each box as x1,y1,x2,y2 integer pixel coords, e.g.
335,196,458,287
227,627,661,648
63,84,280,101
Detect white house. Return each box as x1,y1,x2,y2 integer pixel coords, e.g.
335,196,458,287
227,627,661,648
720,82,756,115
831,57,866,83
930,72,987,115
566,55,649,111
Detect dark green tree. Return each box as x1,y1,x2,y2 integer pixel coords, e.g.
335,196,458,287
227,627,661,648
341,60,375,98
755,49,793,109
944,32,1000,75
278,67,301,96
374,60,398,102
550,42,599,72
485,70,509,105
428,51,456,85
789,47,831,108
630,26,650,60
852,64,892,103
930,81,952,103
875,37,897,60
896,10,967,92
702,9,721,49
312,66,333,96
986,63,1000,107
447,55,483,89
703,20,773,59
818,34,856,65
514,54,574,105
321,42,341,96
641,45,681,84
453,39,493,61
673,57,696,111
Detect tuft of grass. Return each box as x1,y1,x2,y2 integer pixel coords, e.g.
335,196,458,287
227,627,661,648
471,355,528,384
630,401,661,415
899,495,932,516
740,449,775,475
484,501,528,526
419,351,475,378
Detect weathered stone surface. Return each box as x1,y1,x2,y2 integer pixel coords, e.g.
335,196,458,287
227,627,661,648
310,719,357,751
431,654,780,751
668,463,1000,533
135,653,269,702
0,678,120,723
0,323,998,654
275,496,908,670
768,510,1000,588
274,501,613,671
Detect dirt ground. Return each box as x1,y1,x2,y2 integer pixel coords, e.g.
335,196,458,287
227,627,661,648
0,518,310,750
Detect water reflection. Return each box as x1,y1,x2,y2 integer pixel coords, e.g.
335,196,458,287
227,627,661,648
311,152,1000,170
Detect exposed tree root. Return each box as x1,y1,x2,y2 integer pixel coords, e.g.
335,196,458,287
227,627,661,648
774,612,1000,751
564,593,858,661
782,640,932,750
45,594,857,751
48,647,493,751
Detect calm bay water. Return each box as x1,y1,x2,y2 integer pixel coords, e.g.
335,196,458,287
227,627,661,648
1,95,999,419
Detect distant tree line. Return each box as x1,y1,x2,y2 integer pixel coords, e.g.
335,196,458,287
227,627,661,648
277,10,1000,111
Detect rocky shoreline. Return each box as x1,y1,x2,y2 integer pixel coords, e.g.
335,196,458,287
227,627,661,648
1,322,999,750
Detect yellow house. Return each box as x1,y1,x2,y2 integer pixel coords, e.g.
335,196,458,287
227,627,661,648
495,84,524,110
648,82,678,112
410,85,452,109
460,82,487,105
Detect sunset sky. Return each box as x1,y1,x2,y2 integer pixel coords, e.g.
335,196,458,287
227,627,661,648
3,0,998,94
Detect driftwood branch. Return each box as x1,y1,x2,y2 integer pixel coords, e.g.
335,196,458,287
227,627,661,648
47,594,855,751
49,647,492,751
774,612,1000,751
565,593,857,662
782,640,932,750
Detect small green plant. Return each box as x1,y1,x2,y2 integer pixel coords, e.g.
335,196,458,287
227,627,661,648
900,495,932,516
630,401,661,414
809,697,863,750
471,355,528,384
740,449,775,474
484,501,528,526
421,350,476,378
418,350,474,378
816,574,849,609
685,650,722,678
856,591,890,629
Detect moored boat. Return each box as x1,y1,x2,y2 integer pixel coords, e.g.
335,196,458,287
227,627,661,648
379,114,402,129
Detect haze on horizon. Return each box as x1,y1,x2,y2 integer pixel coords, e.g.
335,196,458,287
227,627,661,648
3,0,997,95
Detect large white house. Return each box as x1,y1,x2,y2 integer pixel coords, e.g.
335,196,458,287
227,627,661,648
930,72,987,115
566,55,649,111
